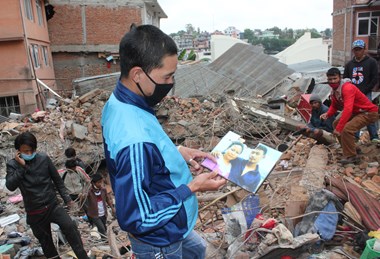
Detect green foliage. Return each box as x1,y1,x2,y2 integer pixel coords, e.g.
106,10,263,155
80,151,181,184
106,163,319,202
251,38,296,53
243,29,255,43
178,49,186,61
170,25,331,55
178,30,186,37
187,50,196,61
266,26,282,35
324,28,332,38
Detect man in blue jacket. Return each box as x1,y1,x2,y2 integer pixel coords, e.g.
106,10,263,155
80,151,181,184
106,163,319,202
101,24,226,259
297,94,336,145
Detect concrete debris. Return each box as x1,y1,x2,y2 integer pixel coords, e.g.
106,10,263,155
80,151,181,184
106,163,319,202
0,87,379,258
71,123,88,140
0,214,20,227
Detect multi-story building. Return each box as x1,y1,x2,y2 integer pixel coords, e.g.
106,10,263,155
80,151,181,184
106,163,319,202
224,26,241,39
47,0,167,92
193,32,211,51
173,34,194,50
258,30,280,39
0,0,56,116
332,0,380,65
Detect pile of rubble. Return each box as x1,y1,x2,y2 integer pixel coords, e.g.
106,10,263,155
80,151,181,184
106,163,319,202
0,89,110,172
0,88,379,258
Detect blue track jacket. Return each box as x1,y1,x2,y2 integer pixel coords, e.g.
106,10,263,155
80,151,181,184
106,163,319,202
101,81,197,246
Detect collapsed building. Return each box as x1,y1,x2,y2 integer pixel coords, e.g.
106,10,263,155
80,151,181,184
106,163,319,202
0,44,379,258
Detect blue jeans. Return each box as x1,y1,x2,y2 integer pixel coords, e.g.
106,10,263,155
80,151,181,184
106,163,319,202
355,92,379,140
129,230,206,259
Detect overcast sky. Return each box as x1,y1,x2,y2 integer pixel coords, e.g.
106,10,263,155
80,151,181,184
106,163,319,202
158,0,332,34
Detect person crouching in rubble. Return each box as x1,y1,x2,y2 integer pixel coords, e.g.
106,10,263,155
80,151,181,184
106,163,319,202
63,159,90,203
86,173,115,239
296,94,337,145
65,147,89,174
6,132,89,259
321,67,379,165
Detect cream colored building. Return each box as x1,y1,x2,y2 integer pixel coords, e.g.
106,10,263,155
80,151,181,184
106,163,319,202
210,35,248,60
275,32,331,65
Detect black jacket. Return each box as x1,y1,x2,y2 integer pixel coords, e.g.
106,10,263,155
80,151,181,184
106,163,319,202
343,55,378,95
6,152,71,213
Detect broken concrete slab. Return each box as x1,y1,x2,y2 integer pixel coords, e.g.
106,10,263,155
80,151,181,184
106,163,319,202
71,123,88,140
78,88,103,104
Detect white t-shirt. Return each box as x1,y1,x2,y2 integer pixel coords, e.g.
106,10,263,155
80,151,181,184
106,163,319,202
95,190,105,217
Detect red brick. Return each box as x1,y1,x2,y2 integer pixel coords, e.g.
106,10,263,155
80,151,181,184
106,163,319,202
372,175,380,184
345,167,354,177
86,6,141,45
367,167,378,177
48,5,83,45
48,4,143,93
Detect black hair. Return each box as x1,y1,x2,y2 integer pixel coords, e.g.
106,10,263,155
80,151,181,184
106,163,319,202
119,24,178,78
65,147,76,158
256,145,268,156
326,67,341,77
223,141,244,154
91,173,103,183
14,132,37,151
65,159,77,169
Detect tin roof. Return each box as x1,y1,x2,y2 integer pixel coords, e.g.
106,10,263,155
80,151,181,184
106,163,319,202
174,43,294,98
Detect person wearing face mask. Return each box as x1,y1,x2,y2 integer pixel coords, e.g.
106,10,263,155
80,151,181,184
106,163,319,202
343,40,380,143
321,67,379,165
5,132,89,259
86,173,115,238
101,24,226,258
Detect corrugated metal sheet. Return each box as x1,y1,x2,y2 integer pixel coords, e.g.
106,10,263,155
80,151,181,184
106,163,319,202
0,115,9,123
174,43,294,98
288,59,331,73
310,83,332,102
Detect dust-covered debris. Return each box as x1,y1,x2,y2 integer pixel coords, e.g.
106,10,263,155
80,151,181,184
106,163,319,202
0,89,379,258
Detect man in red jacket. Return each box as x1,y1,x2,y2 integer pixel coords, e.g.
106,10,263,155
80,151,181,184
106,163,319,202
321,67,379,165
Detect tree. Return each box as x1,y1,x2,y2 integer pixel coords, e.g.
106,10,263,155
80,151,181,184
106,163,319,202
178,30,186,37
281,28,294,39
309,28,321,38
178,49,186,61
187,50,196,61
185,24,195,34
267,26,281,35
243,29,255,43
324,28,332,38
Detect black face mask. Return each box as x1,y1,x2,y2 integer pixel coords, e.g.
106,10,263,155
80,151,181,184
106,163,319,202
136,71,174,107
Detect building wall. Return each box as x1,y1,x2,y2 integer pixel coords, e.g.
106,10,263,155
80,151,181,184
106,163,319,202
275,32,330,65
332,0,380,66
211,35,248,61
47,1,150,92
0,0,23,40
0,0,56,115
53,52,120,93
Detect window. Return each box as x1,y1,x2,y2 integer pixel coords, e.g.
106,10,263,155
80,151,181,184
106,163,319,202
358,11,380,36
0,96,21,117
36,0,43,26
358,19,369,35
24,0,34,21
31,44,40,68
42,46,49,66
